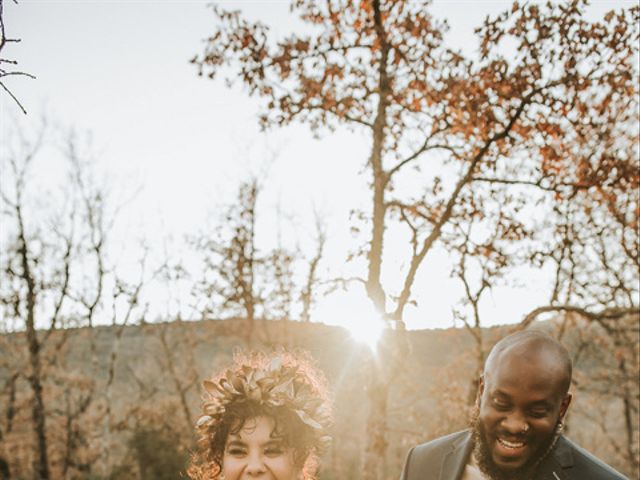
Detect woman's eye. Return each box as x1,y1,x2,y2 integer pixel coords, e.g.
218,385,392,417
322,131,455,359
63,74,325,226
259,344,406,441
265,447,284,456
227,448,247,456
493,400,510,411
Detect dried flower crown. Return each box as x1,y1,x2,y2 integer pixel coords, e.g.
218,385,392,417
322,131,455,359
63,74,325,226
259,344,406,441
196,355,331,450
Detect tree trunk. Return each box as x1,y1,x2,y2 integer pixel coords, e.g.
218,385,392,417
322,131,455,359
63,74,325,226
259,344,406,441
363,374,389,480
363,330,408,480
365,0,390,316
0,457,10,480
363,3,392,478
158,326,194,429
619,357,639,478
20,232,50,480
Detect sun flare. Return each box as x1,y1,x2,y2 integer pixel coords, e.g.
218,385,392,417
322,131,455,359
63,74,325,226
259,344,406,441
347,313,385,350
314,289,386,350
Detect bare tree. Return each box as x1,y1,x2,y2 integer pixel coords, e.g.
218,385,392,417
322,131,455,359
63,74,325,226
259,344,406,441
446,194,524,403
0,0,35,114
100,252,151,477
0,125,146,479
1,125,54,479
190,179,261,344
300,211,326,323
189,178,303,344
153,321,198,431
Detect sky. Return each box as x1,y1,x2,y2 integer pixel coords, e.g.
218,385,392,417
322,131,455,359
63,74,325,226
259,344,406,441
1,0,634,333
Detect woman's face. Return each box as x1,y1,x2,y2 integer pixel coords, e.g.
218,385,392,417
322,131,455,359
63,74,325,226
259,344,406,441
221,416,301,480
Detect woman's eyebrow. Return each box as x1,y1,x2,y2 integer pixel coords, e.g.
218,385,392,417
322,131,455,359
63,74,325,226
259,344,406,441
264,439,284,445
226,439,246,447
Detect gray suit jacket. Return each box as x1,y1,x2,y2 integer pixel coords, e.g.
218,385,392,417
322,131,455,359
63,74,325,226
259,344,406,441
399,430,628,480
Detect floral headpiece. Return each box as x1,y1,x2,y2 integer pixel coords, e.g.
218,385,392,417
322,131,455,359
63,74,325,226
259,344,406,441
196,354,331,450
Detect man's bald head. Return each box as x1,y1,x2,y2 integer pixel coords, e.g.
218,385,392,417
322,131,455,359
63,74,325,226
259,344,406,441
474,331,574,479
483,330,573,397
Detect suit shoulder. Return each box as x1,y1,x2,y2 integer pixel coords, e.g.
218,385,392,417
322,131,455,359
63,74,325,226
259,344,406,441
412,430,470,458
401,431,471,480
560,437,628,479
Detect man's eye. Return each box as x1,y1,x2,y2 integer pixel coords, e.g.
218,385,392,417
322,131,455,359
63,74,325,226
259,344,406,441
493,400,510,411
528,409,548,418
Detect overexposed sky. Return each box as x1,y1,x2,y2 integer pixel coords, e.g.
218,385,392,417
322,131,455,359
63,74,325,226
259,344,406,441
1,1,632,331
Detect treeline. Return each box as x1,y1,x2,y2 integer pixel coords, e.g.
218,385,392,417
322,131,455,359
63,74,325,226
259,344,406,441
1,316,637,479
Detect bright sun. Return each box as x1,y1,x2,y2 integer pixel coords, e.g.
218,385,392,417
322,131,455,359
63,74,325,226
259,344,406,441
314,288,386,350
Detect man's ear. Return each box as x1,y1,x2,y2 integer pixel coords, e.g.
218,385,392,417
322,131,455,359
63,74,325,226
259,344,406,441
559,392,572,420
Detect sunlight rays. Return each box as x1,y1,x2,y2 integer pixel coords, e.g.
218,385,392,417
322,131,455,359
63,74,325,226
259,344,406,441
314,288,385,351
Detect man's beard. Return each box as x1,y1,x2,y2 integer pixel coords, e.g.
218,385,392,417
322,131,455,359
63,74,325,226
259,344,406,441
469,406,561,480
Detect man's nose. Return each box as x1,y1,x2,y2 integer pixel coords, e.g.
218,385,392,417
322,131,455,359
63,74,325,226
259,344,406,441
501,411,529,434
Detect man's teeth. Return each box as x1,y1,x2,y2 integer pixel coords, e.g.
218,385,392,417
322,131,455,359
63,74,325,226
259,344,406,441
498,438,525,449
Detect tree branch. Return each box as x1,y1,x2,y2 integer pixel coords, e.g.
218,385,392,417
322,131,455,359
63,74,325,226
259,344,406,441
517,305,640,331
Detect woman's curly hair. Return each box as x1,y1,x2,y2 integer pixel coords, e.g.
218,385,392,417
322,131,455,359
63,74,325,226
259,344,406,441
187,350,332,480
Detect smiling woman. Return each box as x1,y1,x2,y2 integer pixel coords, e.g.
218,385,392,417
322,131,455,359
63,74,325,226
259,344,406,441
188,351,332,480
222,416,300,480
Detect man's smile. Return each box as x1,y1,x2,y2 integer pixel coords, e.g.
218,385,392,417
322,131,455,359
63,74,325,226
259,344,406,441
494,435,528,458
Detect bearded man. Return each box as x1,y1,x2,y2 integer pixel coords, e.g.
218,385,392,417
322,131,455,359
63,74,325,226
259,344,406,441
400,330,627,480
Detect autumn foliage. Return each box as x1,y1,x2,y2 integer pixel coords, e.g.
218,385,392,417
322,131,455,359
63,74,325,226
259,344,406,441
193,1,638,478
193,0,638,323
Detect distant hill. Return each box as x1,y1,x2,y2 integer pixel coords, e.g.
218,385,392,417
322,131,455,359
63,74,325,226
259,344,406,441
1,316,636,479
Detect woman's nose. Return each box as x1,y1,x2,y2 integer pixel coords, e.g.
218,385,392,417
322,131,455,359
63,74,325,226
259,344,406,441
245,452,267,476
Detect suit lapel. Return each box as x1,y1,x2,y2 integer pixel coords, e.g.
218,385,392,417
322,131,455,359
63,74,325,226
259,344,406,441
440,431,473,480
434,433,577,480
535,436,574,480
535,457,570,480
